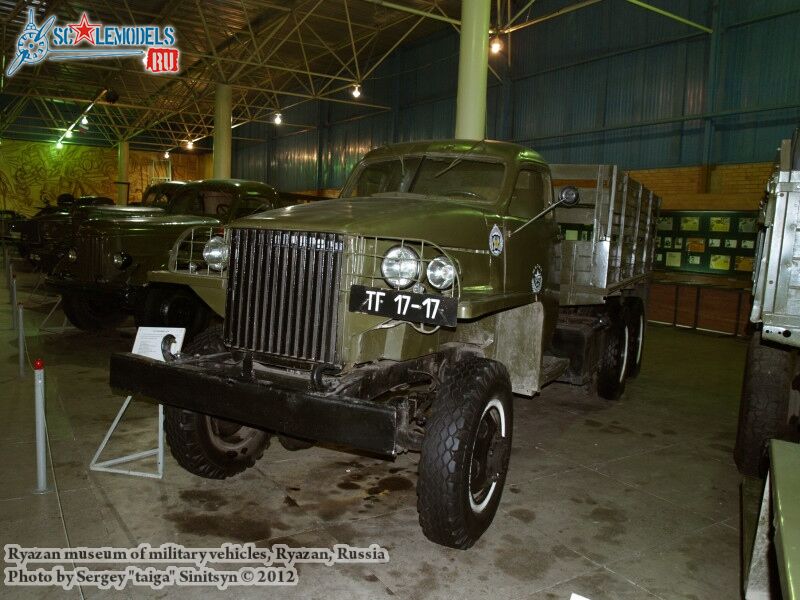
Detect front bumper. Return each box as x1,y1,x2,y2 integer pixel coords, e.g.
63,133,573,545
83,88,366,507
109,352,400,456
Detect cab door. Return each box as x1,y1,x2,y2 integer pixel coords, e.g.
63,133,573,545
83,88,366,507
502,166,560,339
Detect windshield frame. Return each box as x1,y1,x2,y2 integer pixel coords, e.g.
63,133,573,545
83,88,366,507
341,153,510,207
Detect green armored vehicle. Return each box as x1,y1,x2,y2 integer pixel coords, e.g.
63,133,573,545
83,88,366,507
47,179,282,333
110,140,659,548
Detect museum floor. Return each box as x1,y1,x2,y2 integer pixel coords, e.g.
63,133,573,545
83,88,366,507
1,266,755,599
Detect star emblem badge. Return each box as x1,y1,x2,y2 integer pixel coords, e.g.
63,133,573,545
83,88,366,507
68,12,98,45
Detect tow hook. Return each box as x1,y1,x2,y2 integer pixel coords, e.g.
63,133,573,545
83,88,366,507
310,364,341,392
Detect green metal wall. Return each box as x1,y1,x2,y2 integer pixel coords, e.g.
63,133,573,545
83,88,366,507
232,0,800,191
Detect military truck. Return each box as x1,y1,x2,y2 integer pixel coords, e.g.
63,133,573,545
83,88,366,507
21,183,186,274
47,180,284,333
735,131,800,477
110,140,659,548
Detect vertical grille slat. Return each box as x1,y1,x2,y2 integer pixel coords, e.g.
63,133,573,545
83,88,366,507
225,229,343,365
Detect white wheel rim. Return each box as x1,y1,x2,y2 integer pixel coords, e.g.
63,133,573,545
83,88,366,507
619,324,629,383
636,314,644,365
468,397,506,514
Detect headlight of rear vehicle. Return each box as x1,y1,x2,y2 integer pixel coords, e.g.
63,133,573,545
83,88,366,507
112,252,132,269
203,236,230,271
426,255,455,290
381,245,419,289
67,248,78,263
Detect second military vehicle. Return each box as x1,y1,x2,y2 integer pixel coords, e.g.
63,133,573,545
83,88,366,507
47,180,284,333
735,131,800,477
110,140,659,549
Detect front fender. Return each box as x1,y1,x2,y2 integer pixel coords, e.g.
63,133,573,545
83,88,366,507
148,270,226,317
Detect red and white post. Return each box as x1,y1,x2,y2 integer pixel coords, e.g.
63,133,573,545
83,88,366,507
33,358,48,493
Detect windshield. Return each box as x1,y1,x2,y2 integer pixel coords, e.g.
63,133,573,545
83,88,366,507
343,156,505,204
142,188,174,207
166,188,235,216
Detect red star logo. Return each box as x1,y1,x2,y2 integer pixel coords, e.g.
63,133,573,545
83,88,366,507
68,13,98,45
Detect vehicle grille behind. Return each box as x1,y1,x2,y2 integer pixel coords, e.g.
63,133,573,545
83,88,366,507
225,229,343,365
76,234,107,281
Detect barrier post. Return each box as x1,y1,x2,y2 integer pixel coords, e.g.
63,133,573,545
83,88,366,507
11,276,17,329
33,359,48,493
18,303,25,378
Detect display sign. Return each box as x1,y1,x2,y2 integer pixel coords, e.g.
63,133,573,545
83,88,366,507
653,210,758,275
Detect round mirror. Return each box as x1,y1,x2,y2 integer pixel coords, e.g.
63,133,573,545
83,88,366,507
559,186,580,207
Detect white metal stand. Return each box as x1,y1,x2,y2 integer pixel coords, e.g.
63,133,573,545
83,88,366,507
89,398,165,479
88,327,185,480
37,295,76,334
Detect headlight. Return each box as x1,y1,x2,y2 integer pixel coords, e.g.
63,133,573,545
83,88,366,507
426,255,455,290
112,252,131,269
381,245,419,289
203,236,229,271
67,248,78,263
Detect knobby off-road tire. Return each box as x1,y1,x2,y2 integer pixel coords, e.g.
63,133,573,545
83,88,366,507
625,297,645,379
163,325,270,479
596,308,630,401
61,292,126,331
418,356,513,549
136,286,210,341
734,334,795,477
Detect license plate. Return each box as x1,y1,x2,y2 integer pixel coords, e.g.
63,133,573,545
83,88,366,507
348,285,457,327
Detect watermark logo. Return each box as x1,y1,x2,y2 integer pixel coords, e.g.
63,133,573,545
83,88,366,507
6,7,179,77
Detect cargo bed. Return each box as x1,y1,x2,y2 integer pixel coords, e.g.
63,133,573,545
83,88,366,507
552,164,660,306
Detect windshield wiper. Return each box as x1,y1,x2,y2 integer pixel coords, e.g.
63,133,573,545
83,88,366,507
433,139,486,178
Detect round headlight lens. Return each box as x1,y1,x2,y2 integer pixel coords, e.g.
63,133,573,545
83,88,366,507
203,236,230,271
112,252,131,269
426,255,455,290
67,248,78,263
381,245,419,289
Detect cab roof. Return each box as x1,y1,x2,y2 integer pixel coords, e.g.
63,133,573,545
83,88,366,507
362,139,546,165
182,179,277,195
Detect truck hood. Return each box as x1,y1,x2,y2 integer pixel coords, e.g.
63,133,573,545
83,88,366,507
232,196,499,249
81,213,218,235
75,205,165,221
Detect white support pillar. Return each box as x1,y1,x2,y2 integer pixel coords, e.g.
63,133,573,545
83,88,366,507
454,0,491,140
117,140,129,204
213,83,232,179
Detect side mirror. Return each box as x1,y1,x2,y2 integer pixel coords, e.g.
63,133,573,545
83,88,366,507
559,186,580,207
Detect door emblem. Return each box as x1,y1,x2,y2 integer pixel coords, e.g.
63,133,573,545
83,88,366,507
532,265,543,293
489,224,504,257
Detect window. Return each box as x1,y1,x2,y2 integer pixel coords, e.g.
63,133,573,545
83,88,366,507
343,158,421,198
508,169,546,219
410,159,505,204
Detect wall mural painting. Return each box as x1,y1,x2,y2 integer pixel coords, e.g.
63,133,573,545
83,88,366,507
0,139,207,216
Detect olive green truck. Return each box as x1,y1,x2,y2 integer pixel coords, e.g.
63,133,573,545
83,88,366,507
110,140,660,548
735,131,800,478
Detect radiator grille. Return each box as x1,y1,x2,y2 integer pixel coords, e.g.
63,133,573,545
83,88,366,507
225,229,343,365
75,234,107,281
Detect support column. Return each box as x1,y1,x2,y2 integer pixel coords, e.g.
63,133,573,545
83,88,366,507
116,140,129,204
454,0,491,140
213,82,232,179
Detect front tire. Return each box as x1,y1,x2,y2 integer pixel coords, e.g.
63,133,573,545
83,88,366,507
61,292,126,331
137,286,210,340
734,335,795,477
163,325,270,479
418,356,513,549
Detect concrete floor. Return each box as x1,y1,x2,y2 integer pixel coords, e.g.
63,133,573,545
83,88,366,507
1,264,757,599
